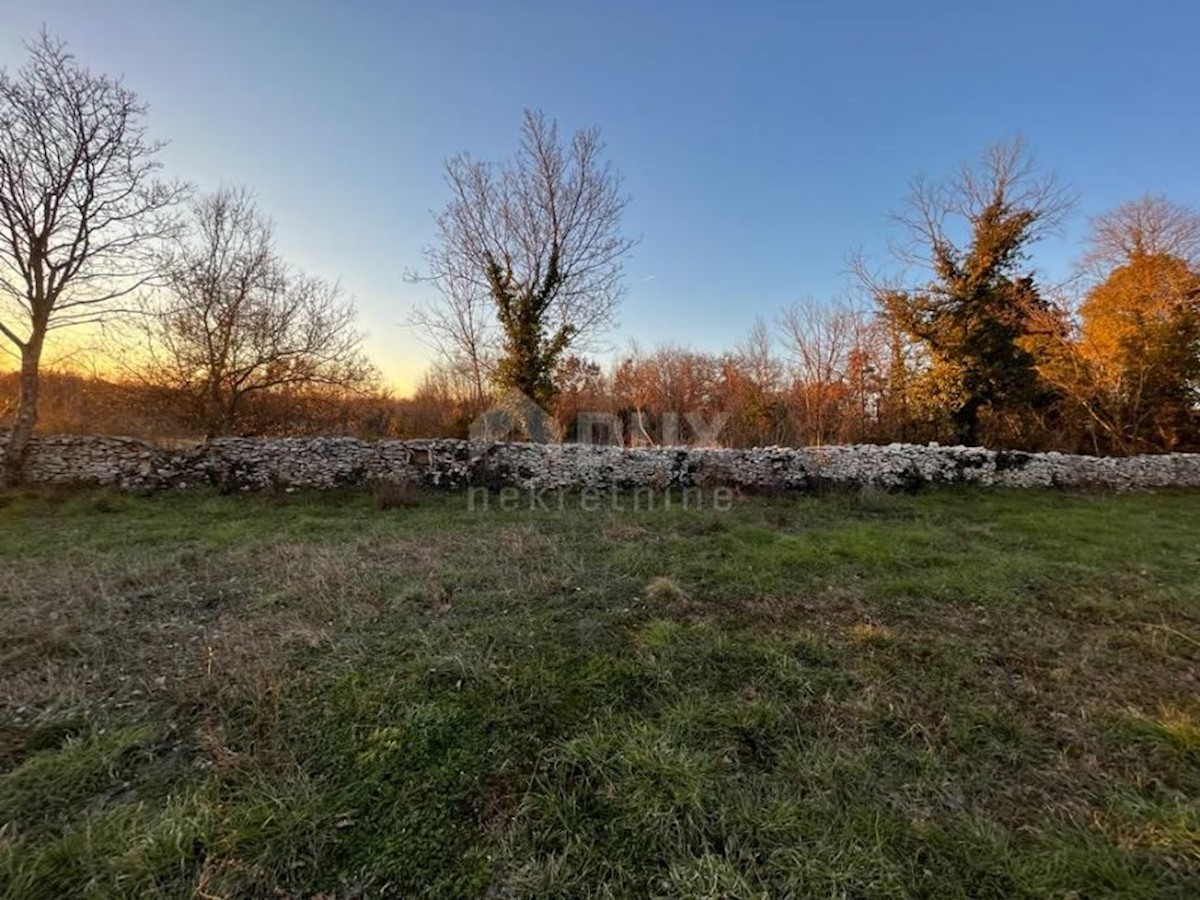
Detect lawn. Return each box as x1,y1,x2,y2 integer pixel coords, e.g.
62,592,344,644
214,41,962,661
0,485,1198,898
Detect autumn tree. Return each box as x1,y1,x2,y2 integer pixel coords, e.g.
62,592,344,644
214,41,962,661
778,300,859,445
141,188,376,437
1077,254,1199,449
611,345,740,445
861,140,1071,445
552,353,609,436
723,318,788,446
415,109,635,408
1060,201,1200,451
0,32,184,482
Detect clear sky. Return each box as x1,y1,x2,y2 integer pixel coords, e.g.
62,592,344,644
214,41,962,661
3,0,1198,391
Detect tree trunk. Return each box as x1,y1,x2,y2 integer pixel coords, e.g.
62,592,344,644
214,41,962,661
2,336,44,487
204,381,229,440
952,398,982,446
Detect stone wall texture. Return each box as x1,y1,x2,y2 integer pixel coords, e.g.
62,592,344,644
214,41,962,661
4,434,1200,492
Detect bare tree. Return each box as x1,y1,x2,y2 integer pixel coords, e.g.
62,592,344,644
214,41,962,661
0,31,185,482
141,188,377,437
407,271,495,407
414,109,635,405
778,299,859,445
720,318,788,446
735,317,783,393
1082,195,1200,275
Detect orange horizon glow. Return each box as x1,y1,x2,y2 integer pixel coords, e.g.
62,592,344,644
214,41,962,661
0,328,421,398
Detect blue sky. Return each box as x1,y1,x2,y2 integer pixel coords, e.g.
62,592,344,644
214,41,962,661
3,0,1198,390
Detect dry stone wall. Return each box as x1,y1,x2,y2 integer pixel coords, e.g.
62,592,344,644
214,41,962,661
4,434,1200,492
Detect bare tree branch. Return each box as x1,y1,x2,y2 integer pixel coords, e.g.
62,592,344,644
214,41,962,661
1081,195,1200,277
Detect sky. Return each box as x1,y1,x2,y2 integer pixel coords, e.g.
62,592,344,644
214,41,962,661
2,0,1198,392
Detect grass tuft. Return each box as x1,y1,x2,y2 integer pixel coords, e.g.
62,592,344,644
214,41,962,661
644,575,687,605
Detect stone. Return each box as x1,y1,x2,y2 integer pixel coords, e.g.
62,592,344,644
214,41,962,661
1,434,1199,493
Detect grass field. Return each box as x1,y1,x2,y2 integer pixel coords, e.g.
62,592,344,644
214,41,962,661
1,485,1198,898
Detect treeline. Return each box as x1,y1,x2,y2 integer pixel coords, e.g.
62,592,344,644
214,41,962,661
2,33,1198,476
0,370,395,442
417,182,1200,455
410,291,1192,455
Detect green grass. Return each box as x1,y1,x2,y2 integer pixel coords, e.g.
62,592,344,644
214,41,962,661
1,485,1198,897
